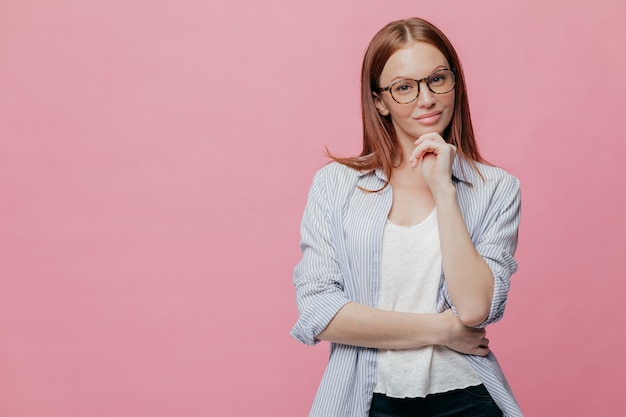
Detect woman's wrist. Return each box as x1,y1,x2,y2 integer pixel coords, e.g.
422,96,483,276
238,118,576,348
412,312,452,347
431,182,456,204
433,310,461,347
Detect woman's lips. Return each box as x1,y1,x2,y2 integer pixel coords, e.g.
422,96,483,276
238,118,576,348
415,111,442,125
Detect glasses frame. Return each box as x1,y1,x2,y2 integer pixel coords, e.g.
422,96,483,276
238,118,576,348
378,68,456,104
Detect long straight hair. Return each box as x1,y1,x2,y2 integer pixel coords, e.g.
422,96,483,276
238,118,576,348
331,17,487,189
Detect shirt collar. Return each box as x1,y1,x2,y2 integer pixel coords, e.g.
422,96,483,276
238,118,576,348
451,155,474,184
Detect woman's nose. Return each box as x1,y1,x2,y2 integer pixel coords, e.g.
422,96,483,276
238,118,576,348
417,82,436,107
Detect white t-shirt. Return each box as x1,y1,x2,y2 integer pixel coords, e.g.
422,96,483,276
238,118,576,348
374,209,481,398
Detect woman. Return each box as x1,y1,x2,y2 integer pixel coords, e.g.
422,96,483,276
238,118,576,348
291,17,522,417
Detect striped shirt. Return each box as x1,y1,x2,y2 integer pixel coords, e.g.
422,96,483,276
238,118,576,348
290,156,523,417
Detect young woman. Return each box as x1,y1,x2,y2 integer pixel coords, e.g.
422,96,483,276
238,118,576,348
291,17,523,417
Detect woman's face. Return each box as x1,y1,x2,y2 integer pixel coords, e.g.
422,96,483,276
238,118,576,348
374,42,455,145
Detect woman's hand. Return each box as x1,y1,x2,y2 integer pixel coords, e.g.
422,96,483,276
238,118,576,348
439,309,490,356
408,133,456,191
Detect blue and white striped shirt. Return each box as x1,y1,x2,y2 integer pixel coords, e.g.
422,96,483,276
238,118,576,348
291,156,523,417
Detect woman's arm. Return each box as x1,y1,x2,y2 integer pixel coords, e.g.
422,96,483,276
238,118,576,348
317,302,491,355
433,185,494,326
411,133,520,327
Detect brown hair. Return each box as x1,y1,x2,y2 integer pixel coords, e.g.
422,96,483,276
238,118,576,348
331,17,487,189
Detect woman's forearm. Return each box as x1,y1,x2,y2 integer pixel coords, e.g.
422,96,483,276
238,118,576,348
316,302,444,349
433,184,494,326
316,302,490,356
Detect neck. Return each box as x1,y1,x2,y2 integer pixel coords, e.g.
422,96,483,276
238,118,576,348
390,135,413,163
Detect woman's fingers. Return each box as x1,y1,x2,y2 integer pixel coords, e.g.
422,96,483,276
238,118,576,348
469,333,491,356
473,345,491,357
414,132,446,146
410,133,455,165
410,133,440,164
441,310,491,356
409,142,445,168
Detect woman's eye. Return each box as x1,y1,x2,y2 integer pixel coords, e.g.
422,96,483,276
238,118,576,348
392,82,416,95
429,74,447,86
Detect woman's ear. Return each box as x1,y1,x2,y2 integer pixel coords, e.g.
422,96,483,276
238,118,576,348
373,93,390,116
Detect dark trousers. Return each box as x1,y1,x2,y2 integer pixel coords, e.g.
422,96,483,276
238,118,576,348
368,384,503,417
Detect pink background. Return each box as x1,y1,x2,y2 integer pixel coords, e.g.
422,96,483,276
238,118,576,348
1,1,625,416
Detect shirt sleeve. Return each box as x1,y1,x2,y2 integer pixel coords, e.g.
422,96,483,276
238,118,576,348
474,175,521,328
290,169,352,345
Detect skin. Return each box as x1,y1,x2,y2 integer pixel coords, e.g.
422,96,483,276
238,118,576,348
317,42,494,356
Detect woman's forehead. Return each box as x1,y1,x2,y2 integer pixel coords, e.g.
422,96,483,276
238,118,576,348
380,42,449,80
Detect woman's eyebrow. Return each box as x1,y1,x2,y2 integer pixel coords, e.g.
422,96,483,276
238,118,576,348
387,65,449,83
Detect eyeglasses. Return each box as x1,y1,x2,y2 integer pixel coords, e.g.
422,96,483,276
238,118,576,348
378,69,456,104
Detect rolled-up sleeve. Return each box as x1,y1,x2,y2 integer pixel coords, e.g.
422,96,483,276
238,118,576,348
290,169,352,345
475,176,521,328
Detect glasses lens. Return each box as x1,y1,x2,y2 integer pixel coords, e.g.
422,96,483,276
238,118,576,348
390,79,419,104
428,70,455,94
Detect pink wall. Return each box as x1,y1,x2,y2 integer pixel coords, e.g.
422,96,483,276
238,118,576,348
1,1,625,416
